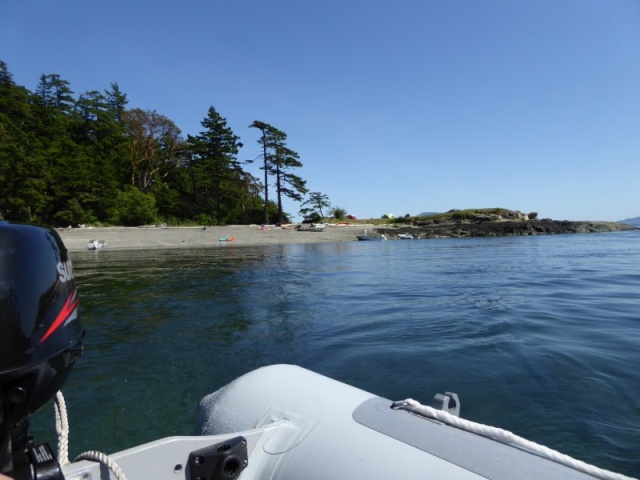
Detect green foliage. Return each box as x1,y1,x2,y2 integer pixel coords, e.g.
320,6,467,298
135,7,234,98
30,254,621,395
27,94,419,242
53,198,92,226
250,120,307,224
416,208,521,222
300,191,330,221
331,207,346,220
392,215,413,224
109,186,158,226
187,106,245,224
0,62,304,227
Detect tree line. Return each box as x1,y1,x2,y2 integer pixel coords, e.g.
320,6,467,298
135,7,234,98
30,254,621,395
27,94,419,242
0,60,326,227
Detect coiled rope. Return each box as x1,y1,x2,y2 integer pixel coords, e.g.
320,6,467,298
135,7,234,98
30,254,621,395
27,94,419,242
393,399,636,480
54,392,128,480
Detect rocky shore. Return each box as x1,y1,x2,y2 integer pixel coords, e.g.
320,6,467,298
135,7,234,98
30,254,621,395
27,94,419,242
376,218,637,239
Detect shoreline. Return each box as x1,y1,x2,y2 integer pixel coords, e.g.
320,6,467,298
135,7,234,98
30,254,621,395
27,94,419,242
56,220,637,252
57,224,375,252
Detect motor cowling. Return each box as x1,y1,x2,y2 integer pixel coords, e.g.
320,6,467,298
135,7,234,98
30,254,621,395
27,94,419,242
0,221,84,434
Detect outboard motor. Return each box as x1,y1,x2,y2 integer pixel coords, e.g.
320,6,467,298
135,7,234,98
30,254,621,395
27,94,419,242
0,222,84,479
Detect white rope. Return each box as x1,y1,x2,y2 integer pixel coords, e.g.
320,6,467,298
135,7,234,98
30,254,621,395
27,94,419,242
394,398,637,480
54,391,128,480
53,392,69,466
75,451,128,480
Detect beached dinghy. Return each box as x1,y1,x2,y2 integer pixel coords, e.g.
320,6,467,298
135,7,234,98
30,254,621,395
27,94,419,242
86,239,106,250
0,221,633,480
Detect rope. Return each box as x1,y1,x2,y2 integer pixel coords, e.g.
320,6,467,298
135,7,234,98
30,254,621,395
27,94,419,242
393,399,637,480
74,451,128,480
53,392,69,466
52,390,633,480
54,391,128,480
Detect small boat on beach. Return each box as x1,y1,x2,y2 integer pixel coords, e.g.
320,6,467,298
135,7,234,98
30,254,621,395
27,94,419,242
86,239,106,250
295,223,326,232
397,233,417,239
356,234,387,241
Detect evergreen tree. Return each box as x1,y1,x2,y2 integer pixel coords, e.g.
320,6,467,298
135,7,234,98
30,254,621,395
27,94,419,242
35,74,74,112
300,192,331,222
54,89,127,224
249,121,307,224
269,143,307,224
0,62,52,222
104,82,127,122
0,61,301,226
0,62,28,219
186,107,244,224
249,120,272,224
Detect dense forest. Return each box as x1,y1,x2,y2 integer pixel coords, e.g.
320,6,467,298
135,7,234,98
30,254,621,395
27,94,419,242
0,60,312,227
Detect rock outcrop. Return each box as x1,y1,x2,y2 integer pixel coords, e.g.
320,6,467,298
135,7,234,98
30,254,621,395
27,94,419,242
375,213,638,240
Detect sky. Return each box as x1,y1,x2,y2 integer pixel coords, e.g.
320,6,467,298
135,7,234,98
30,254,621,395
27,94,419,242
1,0,639,222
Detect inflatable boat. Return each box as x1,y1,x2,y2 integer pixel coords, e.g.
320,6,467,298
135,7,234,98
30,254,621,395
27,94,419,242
0,221,634,480
57,364,633,480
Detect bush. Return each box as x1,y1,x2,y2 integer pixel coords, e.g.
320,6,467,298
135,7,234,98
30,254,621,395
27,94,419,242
110,186,158,226
53,199,90,226
331,207,347,220
302,211,322,223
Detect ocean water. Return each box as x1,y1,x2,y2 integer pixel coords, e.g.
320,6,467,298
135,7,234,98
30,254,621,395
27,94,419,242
32,230,640,477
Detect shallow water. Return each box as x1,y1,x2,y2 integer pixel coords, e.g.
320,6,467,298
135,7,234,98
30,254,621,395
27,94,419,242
32,231,640,477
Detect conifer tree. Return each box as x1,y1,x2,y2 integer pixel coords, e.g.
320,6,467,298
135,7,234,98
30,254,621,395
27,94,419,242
249,121,307,224
186,107,243,224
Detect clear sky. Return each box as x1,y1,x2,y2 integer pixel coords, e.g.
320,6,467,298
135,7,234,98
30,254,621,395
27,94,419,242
2,0,639,221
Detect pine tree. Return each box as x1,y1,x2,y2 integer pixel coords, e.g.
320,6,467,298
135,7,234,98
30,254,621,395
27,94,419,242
249,121,307,224
186,107,244,224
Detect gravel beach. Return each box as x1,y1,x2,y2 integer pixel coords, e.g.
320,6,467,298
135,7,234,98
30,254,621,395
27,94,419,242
57,224,376,252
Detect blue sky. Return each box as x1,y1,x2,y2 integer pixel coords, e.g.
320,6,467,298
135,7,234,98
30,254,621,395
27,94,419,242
2,0,639,221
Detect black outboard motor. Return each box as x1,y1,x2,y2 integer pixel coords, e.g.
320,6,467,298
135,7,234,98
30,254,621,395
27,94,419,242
0,222,84,479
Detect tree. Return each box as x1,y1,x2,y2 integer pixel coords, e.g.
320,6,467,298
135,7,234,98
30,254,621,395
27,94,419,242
249,121,307,224
269,143,307,224
186,107,244,224
109,185,158,226
104,82,127,122
35,74,74,113
330,206,347,220
122,109,183,193
63,89,128,222
300,191,331,222
0,62,288,226
249,121,272,224
0,61,42,221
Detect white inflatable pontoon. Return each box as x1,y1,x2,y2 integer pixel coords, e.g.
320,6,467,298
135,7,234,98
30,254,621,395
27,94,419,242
58,364,634,480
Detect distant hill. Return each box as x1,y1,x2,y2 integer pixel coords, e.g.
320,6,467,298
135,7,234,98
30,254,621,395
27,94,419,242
620,216,640,226
417,212,440,217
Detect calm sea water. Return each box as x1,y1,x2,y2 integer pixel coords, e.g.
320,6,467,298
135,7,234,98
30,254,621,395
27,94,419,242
32,230,640,477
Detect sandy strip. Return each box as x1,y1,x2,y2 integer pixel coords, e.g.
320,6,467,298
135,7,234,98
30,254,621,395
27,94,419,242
56,224,377,252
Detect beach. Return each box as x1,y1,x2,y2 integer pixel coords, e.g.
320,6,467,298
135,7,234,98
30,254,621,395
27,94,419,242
57,224,376,252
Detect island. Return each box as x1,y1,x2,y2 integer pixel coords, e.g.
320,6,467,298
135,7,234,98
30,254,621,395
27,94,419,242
374,209,638,239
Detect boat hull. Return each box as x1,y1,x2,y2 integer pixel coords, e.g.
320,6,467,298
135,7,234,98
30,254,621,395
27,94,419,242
60,365,625,480
356,235,386,241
